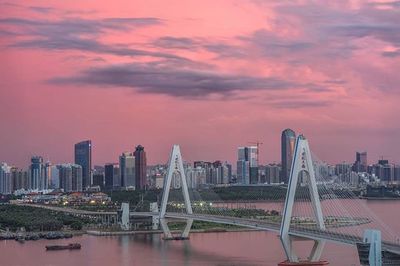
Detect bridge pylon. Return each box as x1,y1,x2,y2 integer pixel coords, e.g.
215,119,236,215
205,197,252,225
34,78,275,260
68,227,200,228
159,145,193,240
280,135,327,264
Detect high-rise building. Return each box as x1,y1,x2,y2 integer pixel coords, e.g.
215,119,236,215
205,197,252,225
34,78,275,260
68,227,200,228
134,145,147,190
119,152,135,188
74,140,92,189
11,167,29,191
0,163,12,194
237,146,258,184
71,164,83,192
44,161,52,190
58,164,82,192
237,148,249,184
353,152,367,172
50,165,60,189
92,165,105,190
265,164,281,184
92,173,104,189
281,129,296,184
30,156,44,190
335,162,353,183
105,163,120,190
58,165,72,192
394,165,400,182
185,166,206,189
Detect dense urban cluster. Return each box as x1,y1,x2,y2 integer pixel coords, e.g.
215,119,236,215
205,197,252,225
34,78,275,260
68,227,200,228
0,129,399,197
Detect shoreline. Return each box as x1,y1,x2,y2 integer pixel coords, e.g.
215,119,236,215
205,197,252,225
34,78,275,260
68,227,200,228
360,196,400,200
86,228,261,236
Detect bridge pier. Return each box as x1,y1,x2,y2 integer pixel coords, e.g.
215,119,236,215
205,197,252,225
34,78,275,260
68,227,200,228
118,202,130,231
278,260,329,266
356,229,382,266
160,218,193,240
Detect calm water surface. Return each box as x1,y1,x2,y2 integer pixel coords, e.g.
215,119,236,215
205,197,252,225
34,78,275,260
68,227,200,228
0,200,398,266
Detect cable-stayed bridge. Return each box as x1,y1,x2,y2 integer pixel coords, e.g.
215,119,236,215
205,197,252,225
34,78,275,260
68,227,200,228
18,136,400,265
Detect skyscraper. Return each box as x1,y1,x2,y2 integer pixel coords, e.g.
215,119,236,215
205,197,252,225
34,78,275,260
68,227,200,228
50,165,60,189
237,147,249,184
58,164,83,192
236,146,258,184
44,161,52,190
119,152,135,188
11,167,28,191
30,156,44,190
74,140,92,189
134,145,147,190
0,163,12,194
104,163,120,190
281,129,296,184
353,152,367,172
248,146,259,184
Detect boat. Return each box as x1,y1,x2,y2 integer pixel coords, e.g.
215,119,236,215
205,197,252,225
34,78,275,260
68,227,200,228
45,243,81,251
16,237,25,244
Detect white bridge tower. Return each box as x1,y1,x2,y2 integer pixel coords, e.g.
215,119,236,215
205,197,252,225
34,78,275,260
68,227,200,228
159,145,193,240
280,135,326,262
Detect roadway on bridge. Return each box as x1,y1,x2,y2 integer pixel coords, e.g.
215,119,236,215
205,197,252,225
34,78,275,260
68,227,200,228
16,203,400,255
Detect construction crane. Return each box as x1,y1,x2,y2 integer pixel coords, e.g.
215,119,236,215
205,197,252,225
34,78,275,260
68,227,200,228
248,141,263,166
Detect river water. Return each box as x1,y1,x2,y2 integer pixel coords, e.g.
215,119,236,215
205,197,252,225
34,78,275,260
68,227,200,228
0,200,399,266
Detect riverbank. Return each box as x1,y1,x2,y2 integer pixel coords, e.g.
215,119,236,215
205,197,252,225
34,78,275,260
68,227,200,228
360,196,400,200
86,227,260,236
0,230,85,241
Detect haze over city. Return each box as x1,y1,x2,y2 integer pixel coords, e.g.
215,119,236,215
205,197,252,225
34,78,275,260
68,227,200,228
1,1,400,166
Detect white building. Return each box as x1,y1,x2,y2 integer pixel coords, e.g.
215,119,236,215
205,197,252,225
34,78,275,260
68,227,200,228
0,163,12,194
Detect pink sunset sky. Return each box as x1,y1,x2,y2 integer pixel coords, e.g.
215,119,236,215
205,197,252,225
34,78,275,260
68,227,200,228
1,0,400,168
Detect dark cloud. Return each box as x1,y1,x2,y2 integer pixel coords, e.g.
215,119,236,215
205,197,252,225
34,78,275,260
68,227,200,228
0,17,190,61
269,99,332,109
12,36,187,61
152,36,249,59
153,36,196,49
324,79,347,85
382,50,400,57
368,1,400,9
29,6,54,14
48,63,315,99
238,29,313,57
0,17,162,35
203,43,249,58
329,24,400,46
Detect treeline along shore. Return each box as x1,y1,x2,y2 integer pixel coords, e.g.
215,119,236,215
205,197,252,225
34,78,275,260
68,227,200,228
0,205,91,232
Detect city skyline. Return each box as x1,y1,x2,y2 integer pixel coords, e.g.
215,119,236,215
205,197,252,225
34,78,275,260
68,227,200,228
2,1,400,168
1,135,396,171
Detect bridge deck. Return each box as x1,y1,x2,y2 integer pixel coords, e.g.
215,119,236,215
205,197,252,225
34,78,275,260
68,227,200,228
15,204,400,255
134,212,400,255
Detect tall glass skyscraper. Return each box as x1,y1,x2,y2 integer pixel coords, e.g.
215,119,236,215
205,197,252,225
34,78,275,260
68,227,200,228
281,129,296,184
74,140,92,189
353,151,367,172
0,163,12,194
119,152,135,188
30,156,43,190
134,145,147,190
237,146,258,184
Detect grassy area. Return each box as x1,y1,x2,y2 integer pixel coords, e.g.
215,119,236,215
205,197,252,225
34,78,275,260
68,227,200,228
166,220,243,231
0,205,92,232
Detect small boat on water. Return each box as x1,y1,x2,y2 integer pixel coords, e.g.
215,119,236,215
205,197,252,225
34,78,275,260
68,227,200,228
45,243,81,251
